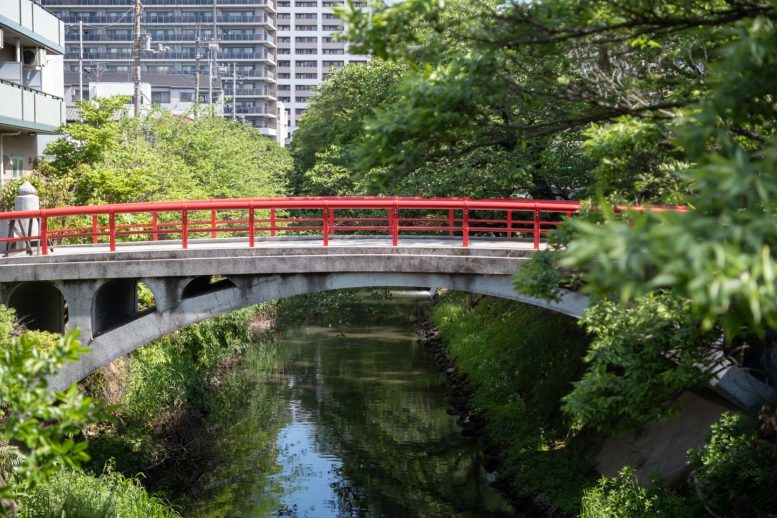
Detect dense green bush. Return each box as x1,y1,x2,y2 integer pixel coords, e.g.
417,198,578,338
689,412,777,517
431,292,595,513
580,467,698,518
18,467,179,518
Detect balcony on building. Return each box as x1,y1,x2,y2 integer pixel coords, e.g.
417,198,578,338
0,0,66,186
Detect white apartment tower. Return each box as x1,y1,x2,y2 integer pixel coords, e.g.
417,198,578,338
275,0,367,145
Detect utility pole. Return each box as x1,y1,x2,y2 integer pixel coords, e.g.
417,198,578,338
232,62,237,119
208,48,213,110
132,0,142,117
207,41,219,111
194,25,200,113
78,20,83,103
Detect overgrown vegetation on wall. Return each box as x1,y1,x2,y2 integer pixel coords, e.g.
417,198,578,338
431,292,777,516
431,292,594,514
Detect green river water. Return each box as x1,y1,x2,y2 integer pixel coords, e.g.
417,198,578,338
187,294,516,517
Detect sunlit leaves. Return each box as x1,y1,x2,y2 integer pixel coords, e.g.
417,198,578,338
0,323,106,508
563,294,711,433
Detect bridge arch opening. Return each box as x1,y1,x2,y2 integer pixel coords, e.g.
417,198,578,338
7,281,65,333
93,279,150,336
182,275,238,300
137,281,156,311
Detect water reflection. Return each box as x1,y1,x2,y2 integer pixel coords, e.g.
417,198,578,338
189,295,515,517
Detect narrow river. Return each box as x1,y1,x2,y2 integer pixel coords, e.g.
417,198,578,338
187,294,515,517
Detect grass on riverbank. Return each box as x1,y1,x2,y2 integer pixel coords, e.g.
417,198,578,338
17,467,180,518
82,304,279,497
431,292,596,514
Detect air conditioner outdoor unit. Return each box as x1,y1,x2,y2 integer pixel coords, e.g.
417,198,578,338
22,47,47,67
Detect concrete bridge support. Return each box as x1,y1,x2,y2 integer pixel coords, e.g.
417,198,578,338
0,271,588,391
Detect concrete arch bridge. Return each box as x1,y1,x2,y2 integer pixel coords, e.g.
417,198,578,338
0,195,592,390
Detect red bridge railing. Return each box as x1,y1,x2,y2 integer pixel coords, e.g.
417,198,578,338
0,197,590,255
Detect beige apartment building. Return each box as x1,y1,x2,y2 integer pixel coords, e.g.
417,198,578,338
0,0,66,187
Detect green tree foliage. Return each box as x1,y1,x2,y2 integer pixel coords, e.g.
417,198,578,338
563,294,712,433
42,97,128,176
0,307,105,510
289,60,405,194
562,16,777,336
37,100,290,206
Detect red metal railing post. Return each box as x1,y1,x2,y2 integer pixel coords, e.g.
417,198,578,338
40,215,48,256
566,211,572,219
392,206,399,246
533,209,540,250
249,205,255,247
330,208,335,236
462,206,469,248
181,210,189,249
386,208,392,238
210,210,217,239
109,212,116,252
91,214,98,244
322,206,329,246
507,210,513,238
448,208,454,237
270,207,276,237
152,211,158,241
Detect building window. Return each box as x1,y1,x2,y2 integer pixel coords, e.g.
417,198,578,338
11,157,24,179
295,48,317,54
296,73,318,79
180,91,195,102
152,91,171,104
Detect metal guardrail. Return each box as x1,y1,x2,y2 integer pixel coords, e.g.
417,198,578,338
0,197,607,255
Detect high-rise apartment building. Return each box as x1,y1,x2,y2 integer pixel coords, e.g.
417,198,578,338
275,0,368,145
41,0,279,138
0,0,66,186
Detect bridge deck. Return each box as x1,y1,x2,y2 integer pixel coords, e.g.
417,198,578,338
0,236,542,261
0,236,543,282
